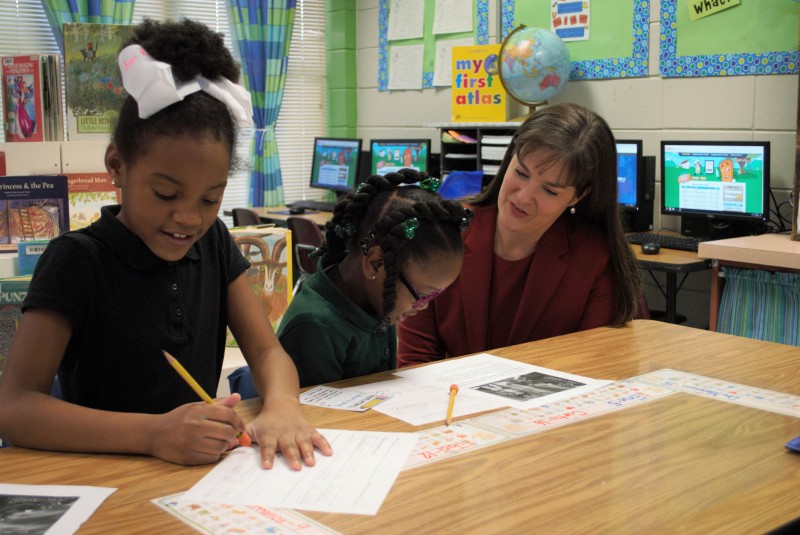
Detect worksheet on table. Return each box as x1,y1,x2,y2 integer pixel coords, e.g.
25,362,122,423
179,429,418,516
396,353,611,410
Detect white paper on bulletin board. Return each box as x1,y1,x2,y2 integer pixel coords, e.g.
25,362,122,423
433,37,474,86
388,44,425,90
433,0,473,35
388,0,424,40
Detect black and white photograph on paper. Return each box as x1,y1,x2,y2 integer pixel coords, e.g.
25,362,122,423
472,371,586,402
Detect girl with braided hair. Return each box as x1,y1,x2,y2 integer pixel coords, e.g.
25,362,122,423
276,168,471,387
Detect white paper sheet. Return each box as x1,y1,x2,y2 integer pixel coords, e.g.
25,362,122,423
388,0,424,40
396,353,611,409
300,385,390,412
343,377,506,426
179,429,418,516
0,484,115,535
433,37,474,86
388,44,424,90
433,0,473,35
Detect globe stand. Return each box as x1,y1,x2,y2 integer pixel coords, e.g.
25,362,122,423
508,99,549,123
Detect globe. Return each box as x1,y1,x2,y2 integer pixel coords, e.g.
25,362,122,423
498,25,571,112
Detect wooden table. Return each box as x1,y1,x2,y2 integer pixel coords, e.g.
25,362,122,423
698,232,800,331
632,245,711,323
2,320,799,534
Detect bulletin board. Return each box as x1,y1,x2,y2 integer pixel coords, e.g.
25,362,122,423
378,0,489,91
500,0,651,80
660,0,798,78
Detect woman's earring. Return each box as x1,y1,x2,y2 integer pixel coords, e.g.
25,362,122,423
371,275,376,280
569,205,576,215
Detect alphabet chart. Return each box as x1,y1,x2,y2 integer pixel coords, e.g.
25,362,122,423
154,494,340,535
403,381,673,470
633,369,800,418
469,381,674,437
403,422,509,470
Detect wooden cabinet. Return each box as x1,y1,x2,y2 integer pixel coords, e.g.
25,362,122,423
428,122,520,183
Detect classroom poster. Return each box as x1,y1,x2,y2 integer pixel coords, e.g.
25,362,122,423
450,44,506,122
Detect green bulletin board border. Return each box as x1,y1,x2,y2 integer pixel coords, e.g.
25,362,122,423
378,0,488,91
660,0,798,78
501,0,651,80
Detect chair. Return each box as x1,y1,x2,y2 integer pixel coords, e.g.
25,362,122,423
227,366,259,400
231,207,261,227
438,170,484,200
286,216,324,295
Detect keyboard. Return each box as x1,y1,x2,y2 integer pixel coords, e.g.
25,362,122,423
627,232,701,252
286,199,336,212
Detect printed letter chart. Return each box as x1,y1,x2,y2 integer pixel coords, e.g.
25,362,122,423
469,381,674,437
633,369,800,418
403,422,509,470
154,494,340,535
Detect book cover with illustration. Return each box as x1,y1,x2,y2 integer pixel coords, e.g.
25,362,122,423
451,44,506,123
63,22,135,141
0,175,69,253
2,54,63,143
66,172,121,230
226,226,293,346
0,275,31,379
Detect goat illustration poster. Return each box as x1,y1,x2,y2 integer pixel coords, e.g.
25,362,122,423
62,22,135,140
226,227,293,346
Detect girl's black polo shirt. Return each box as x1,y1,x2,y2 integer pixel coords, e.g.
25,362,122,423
23,205,249,414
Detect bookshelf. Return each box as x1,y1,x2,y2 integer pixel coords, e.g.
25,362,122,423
426,122,520,183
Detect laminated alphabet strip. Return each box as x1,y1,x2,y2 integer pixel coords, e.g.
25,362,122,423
468,381,675,437
402,422,510,470
633,369,800,418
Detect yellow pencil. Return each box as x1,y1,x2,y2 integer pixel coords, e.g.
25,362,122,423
163,350,215,403
162,350,251,446
445,384,459,426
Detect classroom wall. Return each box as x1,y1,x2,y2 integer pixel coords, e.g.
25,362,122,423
352,0,798,330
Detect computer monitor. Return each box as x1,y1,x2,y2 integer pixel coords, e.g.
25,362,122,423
661,140,770,239
370,139,431,176
616,140,643,211
309,137,363,194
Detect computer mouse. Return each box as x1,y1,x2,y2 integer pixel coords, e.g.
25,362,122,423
288,206,306,215
641,242,661,255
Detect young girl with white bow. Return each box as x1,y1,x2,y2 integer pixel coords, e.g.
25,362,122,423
0,19,331,469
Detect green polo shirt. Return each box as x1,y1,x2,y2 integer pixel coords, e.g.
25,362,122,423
277,260,396,387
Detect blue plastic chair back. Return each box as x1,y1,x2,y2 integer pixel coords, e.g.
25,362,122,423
227,366,260,400
438,171,484,200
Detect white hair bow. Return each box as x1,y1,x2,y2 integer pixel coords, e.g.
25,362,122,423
118,44,254,127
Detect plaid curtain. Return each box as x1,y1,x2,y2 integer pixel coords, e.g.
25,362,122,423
41,0,135,54
227,0,296,207
717,267,800,346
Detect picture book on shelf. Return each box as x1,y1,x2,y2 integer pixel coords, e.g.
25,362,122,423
226,226,293,346
63,22,135,141
0,175,69,253
0,275,31,380
2,54,64,142
451,44,507,123
66,172,121,230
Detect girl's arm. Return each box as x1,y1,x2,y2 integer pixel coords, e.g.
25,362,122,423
0,308,246,465
226,273,332,470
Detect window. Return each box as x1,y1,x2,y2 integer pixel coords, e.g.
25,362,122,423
0,0,326,224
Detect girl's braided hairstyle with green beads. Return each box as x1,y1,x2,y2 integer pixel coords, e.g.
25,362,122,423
323,168,472,325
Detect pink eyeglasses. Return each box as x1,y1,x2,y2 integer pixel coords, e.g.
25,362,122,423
398,270,443,309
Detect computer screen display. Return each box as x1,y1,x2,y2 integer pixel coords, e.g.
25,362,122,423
370,139,430,176
660,141,770,222
309,137,363,193
616,140,643,210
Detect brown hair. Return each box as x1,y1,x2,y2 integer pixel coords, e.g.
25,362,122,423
468,103,642,325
